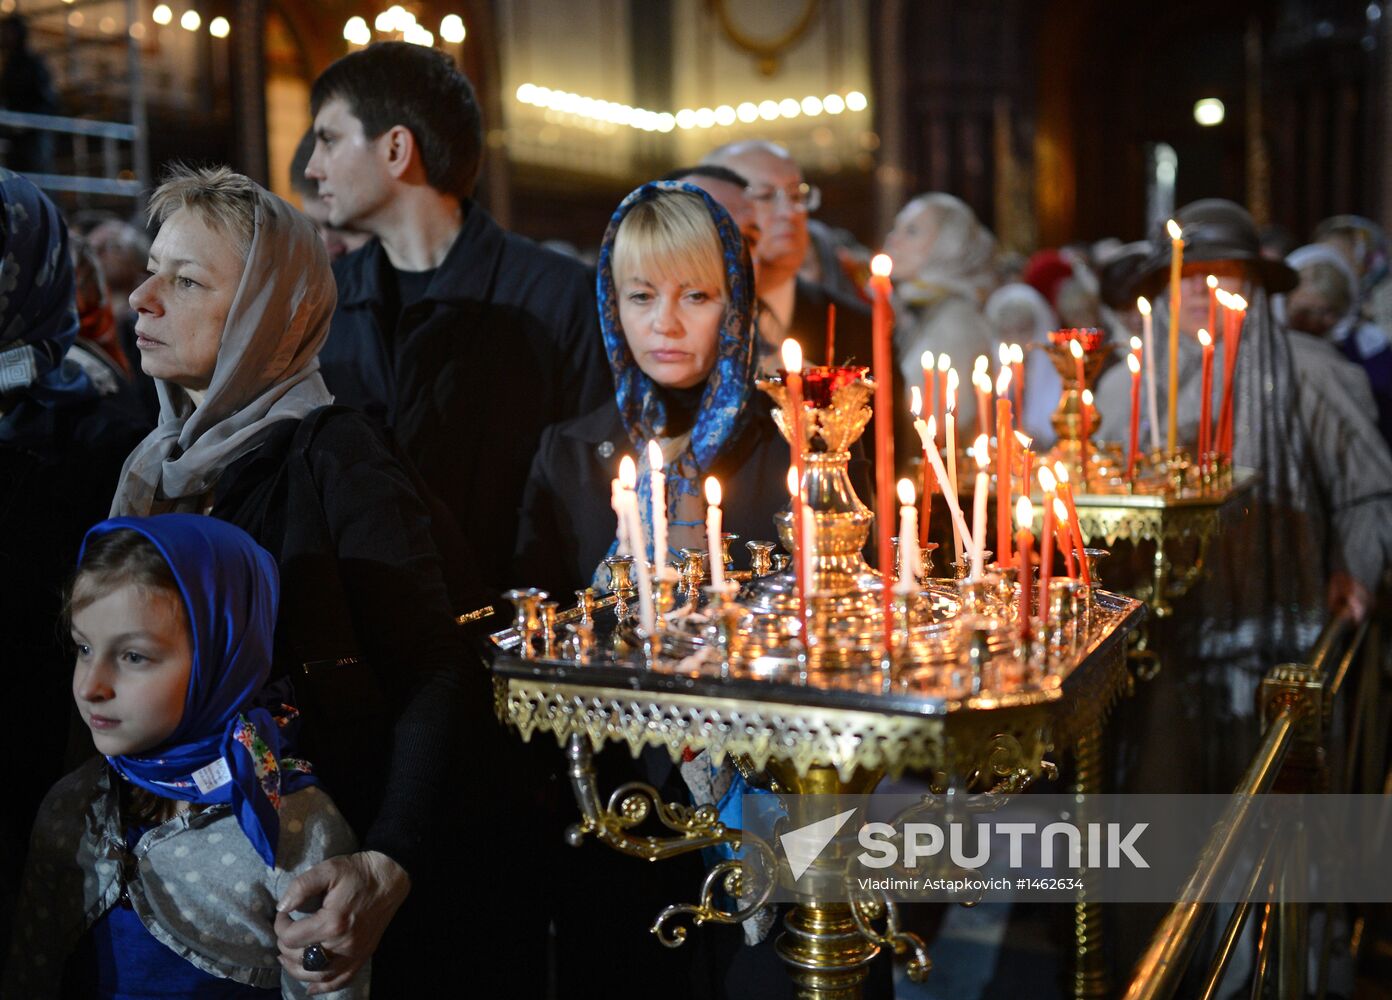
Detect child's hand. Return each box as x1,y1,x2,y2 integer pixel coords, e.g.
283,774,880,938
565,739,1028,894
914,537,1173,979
275,850,411,995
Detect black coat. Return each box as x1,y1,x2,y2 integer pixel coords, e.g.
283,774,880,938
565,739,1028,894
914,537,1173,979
318,201,611,604
513,393,804,595
787,276,874,369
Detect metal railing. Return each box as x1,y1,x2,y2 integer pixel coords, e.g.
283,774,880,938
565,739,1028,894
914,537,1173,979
0,109,144,197
1123,608,1382,999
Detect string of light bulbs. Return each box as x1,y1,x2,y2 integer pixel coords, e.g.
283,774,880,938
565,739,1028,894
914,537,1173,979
343,7,467,47
514,84,868,134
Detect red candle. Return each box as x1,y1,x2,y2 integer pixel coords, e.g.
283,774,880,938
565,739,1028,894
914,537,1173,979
1015,497,1034,638
825,302,837,367
1220,296,1247,458
936,355,949,430
1015,431,1033,505
1080,389,1093,487
1206,275,1218,346
1039,466,1072,578
1039,490,1055,630
921,350,935,436
995,374,1013,567
1126,353,1142,481
1055,467,1091,586
911,388,934,547
1198,329,1214,465
870,254,897,645
781,339,809,627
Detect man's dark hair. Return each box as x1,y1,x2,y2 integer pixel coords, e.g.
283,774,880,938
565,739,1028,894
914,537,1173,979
289,128,316,197
661,164,750,189
310,41,482,199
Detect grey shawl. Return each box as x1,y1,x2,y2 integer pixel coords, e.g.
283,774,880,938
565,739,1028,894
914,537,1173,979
111,188,335,516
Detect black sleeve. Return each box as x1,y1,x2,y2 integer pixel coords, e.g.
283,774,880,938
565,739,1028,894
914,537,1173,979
310,418,476,875
557,268,612,420
509,425,578,597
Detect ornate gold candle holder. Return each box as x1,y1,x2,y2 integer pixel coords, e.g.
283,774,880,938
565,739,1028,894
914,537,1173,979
1044,328,1111,487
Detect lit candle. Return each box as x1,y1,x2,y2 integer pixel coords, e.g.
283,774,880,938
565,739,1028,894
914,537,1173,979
618,456,655,633
911,387,933,547
921,350,936,430
782,338,809,611
913,415,974,560
1069,337,1086,396
973,367,992,440
1166,219,1184,453
1080,388,1093,485
1053,497,1072,584
825,302,837,367
1219,293,1247,459
1054,460,1090,585
1138,296,1160,453
896,478,919,593
787,467,815,622
1010,343,1025,416
971,435,990,580
704,476,725,590
1206,274,1219,347
997,342,1011,390
1014,430,1034,503
1015,496,1035,637
936,353,950,429
1197,328,1214,465
647,440,667,575
1126,353,1142,482
1039,466,1072,579
870,253,898,641
1039,480,1055,630
995,367,1014,567
944,376,963,561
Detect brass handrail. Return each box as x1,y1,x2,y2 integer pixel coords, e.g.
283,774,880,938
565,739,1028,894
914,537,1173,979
1123,609,1364,1000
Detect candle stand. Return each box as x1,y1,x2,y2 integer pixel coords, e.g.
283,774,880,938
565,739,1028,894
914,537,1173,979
486,368,1146,999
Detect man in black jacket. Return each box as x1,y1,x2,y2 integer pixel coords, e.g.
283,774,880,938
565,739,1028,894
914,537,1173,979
304,42,610,606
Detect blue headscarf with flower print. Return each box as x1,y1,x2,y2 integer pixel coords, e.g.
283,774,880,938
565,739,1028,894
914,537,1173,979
595,181,756,563
0,168,95,443
80,514,317,867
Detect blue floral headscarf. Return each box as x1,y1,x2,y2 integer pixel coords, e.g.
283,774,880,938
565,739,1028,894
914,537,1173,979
595,181,756,562
0,168,95,443
80,514,316,867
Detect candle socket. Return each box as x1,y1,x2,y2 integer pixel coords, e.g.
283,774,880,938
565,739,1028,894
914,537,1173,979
958,625,993,696
746,540,776,577
987,563,1020,619
539,600,558,659
502,588,548,659
678,548,709,605
560,621,595,664
703,584,744,677
1076,547,1109,589
1046,578,1085,654
921,543,939,580
1043,330,1109,483
956,575,998,619
951,550,993,582
602,556,636,622
719,532,740,571
771,552,791,574
655,570,678,623
574,588,597,628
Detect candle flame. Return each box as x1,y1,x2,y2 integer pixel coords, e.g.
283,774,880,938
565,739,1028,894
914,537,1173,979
1166,219,1182,241
996,367,1012,395
1016,496,1034,528
870,253,893,278
974,354,989,373
786,466,798,497
1053,460,1070,483
1081,389,1093,406
973,370,992,393
973,434,989,468
1230,294,1247,311
910,385,922,417
1130,335,1143,352
1038,466,1057,493
946,367,959,392
921,349,934,370
647,439,663,470
1054,497,1070,522
781,337,803,372
998,343,1011,366
937,354,950,373
1206,274,1219,289
1127,353,1141,374
1197,328,1212,348
618,455,637,488
1137,295,1151,316
1010,343,1024,364
704,475,722,506
925,415,937,440
897,477,916,505
1069,339,1084,360
1014,430,1033,449
1214,288,1231,309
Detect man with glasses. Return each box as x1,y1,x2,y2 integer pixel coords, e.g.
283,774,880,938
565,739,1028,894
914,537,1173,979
702,140,872,369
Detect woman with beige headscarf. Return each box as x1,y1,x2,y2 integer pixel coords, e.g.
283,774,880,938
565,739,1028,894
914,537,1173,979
883,192,1001,436
109,166,471,996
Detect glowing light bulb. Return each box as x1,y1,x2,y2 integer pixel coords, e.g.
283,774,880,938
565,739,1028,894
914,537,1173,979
180,9,200,31
209,16,229,37
440,14,465,43
152,4,172,25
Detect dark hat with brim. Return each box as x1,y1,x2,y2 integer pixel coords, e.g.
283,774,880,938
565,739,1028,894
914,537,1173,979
1120,199,1298,307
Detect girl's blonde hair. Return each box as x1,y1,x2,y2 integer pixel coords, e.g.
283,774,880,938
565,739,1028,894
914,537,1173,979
612,190,725,296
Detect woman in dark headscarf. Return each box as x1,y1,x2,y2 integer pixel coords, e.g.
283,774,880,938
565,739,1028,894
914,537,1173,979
0,170,150,933
513,181,800,595
107,165,472,997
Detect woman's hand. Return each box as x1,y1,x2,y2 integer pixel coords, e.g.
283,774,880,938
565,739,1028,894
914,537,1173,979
1327,571,1372,624
275,850,411,995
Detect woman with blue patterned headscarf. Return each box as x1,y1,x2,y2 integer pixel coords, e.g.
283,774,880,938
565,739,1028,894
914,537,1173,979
512,181,799,595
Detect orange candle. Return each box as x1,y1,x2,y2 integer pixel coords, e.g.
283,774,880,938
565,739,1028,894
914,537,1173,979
825,302,837,367
1015,431,1034,503
1039,488,1055,630
781,340,810,628
870,254,897,644
1054,461,1090,586
1015,497,1034,638
1206,275,1218,345
911,387,933,547
1126,353,1142,481
1198,329,1214,465
1166,219,1183,452
995,369,1013,566
1040,466,1072,579
1219,294,1247,458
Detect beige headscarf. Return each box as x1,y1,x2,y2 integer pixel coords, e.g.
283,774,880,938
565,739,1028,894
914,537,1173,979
111,185,335,516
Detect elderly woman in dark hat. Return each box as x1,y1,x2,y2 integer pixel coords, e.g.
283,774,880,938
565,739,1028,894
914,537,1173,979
1100,198,1392,792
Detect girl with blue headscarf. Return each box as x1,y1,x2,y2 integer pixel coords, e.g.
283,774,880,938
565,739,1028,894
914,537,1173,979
5,514,365,998
513,181,799,595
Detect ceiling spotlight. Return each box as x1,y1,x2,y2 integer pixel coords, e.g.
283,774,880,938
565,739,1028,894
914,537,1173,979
1193,97,1225,126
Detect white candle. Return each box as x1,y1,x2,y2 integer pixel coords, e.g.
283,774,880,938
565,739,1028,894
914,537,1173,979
970,435,989,580
895,477,918,594
617,456,655,633
913,415,974,558
944,371,963,561
704,476,725,590
801,501,816,598
647,440,667,576
1138,296,1160,453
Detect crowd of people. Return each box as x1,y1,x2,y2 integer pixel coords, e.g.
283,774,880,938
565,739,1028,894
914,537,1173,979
2,37,1391,999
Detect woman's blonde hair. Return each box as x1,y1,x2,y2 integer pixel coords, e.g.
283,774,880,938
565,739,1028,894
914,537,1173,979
147,164,261,259
612,190,725,296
